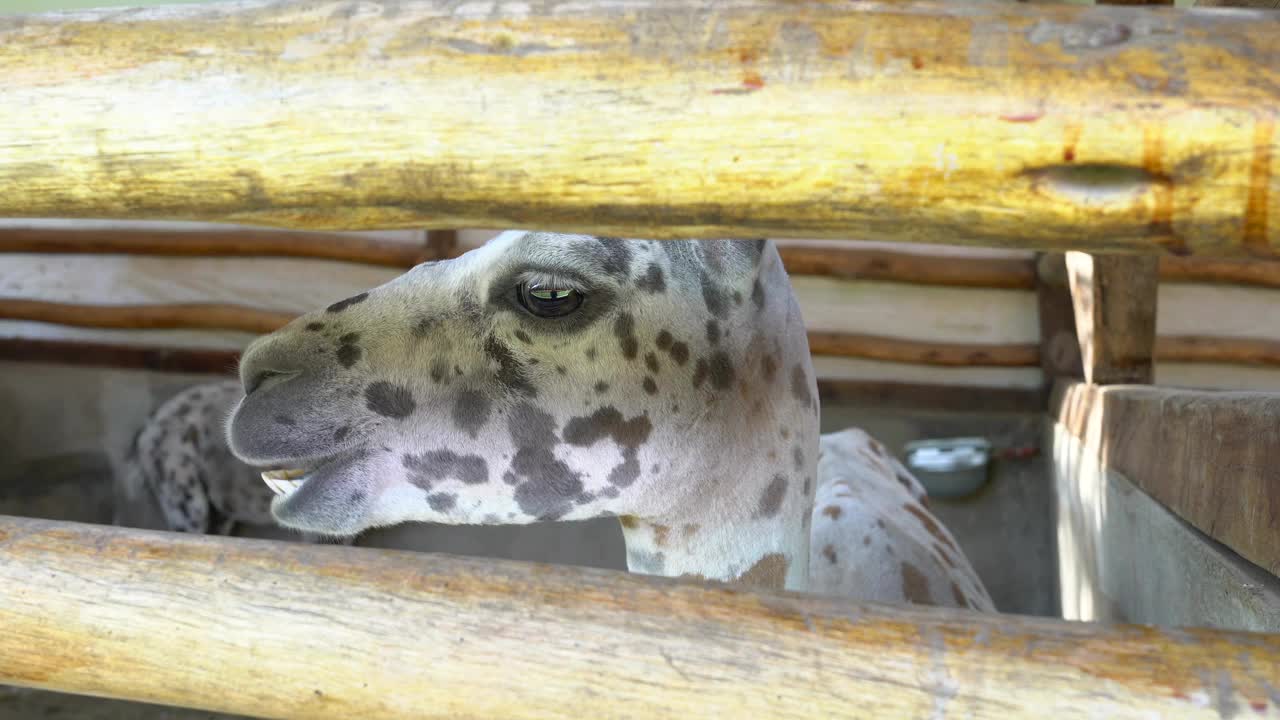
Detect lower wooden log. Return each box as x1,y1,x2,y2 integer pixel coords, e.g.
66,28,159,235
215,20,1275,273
0,515,1276,719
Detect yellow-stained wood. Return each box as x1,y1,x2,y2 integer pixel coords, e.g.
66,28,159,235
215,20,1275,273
0,514,1277,719
1051,381,1280,578
0,2,1278,253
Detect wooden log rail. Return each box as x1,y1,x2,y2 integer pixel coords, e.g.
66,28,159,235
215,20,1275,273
0,2,1278,254
6,299,1280,368
6,227,1280,290
0,514,1277,719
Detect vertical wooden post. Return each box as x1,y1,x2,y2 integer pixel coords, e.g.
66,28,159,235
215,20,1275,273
1035,253,1084,397
424,229,460,262
1064,253,1159,385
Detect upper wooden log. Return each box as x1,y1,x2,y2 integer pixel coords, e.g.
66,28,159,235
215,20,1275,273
0,1,1277,254
0,514,1278,719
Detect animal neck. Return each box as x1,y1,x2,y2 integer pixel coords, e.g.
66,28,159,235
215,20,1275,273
610,240,818,592
618,473,812,591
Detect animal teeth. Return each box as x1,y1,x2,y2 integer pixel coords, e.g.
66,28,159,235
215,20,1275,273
261,471,305,496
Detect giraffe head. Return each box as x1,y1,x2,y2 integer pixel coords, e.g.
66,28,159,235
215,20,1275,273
227,232,818,545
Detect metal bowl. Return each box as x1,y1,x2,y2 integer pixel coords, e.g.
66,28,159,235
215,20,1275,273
902,437,991,499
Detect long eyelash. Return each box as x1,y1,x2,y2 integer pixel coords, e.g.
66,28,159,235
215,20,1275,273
520,271,582,291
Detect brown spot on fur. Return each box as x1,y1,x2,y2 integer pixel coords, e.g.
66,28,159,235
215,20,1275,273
681,524,700,539
619,515,640,530
901,562,933,604
905,503,959,554
652,524,671,547
869,438,886,456
862,535,871,546
821,545,838,564
735,552,789,589
822,505,843,520
756,475,788,518
951,581,967,606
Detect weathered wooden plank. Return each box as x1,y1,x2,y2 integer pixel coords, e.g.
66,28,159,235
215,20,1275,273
1160,256,1280,289
1066,252,1160,384
1050,419,1280,631
1052,381,1280,578
0,514,1277,719
806,330,1040,367
10,226,1280,289
0,337,240,374
7,299,1280,369
776,243,1038,289
1158,335,1280,366
0,2,1277,253
816,378,1044,413
0,299,294,333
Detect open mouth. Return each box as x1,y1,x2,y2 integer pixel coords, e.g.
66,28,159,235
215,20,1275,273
257,448,363,499
260,467,307,497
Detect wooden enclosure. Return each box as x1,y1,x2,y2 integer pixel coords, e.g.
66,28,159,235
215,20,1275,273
1,0,1279,718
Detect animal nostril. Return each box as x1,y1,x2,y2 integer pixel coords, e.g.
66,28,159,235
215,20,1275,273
245,369,287,396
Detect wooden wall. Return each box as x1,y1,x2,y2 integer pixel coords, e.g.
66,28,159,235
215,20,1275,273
2,221,1278,396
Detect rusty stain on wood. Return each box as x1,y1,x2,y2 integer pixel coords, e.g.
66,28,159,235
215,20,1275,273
0,2,1275,254
0,513,1277,719
1245,118,1275,255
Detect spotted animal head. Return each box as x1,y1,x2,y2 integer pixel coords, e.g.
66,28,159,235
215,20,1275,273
227,232,818,537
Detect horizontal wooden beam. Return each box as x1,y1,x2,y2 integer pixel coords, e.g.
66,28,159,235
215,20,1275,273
0,225,429,267
775,244,1038,289
0,337,240,374
0,336,1040,412
1157,335,1280,367
0,299,295,334
816,379,1044,414
8,300,1280,369
1159,256,1280,290
1,2,1277,254
1051,381,1280,577
10,225,1280,289
807,331,1041,367
0,514,1276,719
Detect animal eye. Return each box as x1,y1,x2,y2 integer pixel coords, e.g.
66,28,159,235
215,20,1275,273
518,283,583,318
